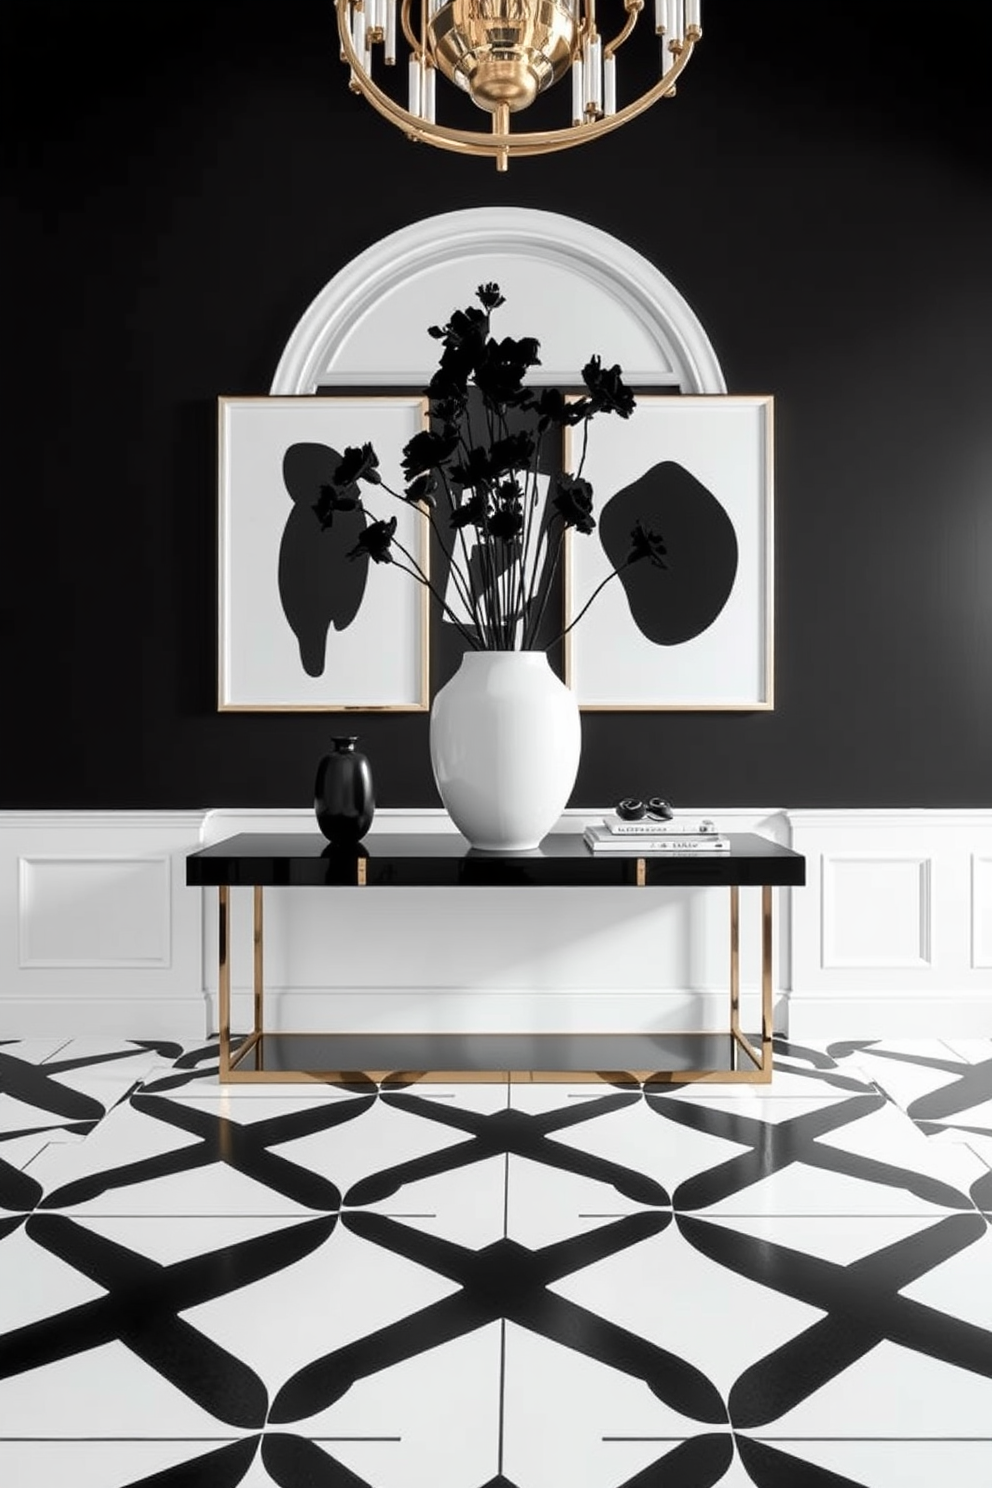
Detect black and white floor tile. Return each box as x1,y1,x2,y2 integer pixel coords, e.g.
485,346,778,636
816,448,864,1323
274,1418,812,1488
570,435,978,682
1,1034,991,1486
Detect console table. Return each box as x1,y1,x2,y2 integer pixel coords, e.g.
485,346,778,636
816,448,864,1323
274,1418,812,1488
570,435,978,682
185,831,805,1085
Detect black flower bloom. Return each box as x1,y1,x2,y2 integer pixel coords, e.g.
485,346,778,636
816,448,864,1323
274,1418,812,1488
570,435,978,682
401,428,459,482
449,446,494,490
312,482,359,530
474,335,542,406
477,282,505,310
628,520,668,568
334,443,381,487
428,304,489,348
535,388,573,430
582,356,636,418
404,471,439,507
552,474,596,533
449,491,486,530
431,395,467,424
488,431,535,477
347,516,397,564
489,493,524,541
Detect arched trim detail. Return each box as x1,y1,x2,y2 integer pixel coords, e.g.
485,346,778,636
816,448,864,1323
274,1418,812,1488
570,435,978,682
270,208,726,395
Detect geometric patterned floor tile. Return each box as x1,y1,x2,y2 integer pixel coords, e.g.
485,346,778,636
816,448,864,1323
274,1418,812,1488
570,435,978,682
2,1035,991,1486
822,1039,992,1137
15,1088,509,1234
507,1087,987,1220
0,1038,185,1138
5,1433,990,1488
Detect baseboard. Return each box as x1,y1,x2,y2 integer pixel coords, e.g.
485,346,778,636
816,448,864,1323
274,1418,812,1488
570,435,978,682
0,997,210,1040
785,994,992,1041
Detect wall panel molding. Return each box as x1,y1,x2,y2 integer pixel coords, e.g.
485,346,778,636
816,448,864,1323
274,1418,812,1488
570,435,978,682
789,810,992,1038
0,813,205,1038
820,853,932,970
18,855,172,969
1,808,989,1042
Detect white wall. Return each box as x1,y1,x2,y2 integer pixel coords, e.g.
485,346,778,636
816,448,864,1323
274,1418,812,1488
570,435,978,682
1,808,989,1042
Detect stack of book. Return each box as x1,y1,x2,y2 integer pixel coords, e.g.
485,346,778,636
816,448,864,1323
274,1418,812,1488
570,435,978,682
583,814,730,853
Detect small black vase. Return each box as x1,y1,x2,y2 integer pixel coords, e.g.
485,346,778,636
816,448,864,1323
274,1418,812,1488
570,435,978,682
314,736,375,845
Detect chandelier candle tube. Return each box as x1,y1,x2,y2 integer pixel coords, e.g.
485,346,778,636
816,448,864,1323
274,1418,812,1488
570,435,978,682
571,54,585,124
603,52,616,113
424,64,436,121
655,0,666,35
668,0,683,47
384,0,396,60
408,54,422,114
367,0,379,36
686,0,701,32
584,36,602,113
352,4,367,55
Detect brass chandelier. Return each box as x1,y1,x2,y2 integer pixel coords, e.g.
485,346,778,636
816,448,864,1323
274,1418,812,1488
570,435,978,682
336,0,702,169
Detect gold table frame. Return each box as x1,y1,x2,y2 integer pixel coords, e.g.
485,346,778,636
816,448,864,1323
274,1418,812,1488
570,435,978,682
212,873,777,1086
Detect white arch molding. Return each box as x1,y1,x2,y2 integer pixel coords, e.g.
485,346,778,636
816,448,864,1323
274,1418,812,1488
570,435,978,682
270,208,726,395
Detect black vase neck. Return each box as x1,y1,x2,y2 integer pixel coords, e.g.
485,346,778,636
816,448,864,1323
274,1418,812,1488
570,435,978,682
330,736,358,752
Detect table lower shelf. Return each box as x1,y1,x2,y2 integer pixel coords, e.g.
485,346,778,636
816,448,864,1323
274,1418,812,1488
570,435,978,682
218,1030,771,1084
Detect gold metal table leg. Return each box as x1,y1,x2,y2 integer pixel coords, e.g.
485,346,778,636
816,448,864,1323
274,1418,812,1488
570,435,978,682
729,883,740,1041
218,886,231,1080
729,883,775,1081
253,885,264,1040
761,882,773,1075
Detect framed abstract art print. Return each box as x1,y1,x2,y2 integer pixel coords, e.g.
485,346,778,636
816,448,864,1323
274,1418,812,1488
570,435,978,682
218,395,430,711
564,394,774,710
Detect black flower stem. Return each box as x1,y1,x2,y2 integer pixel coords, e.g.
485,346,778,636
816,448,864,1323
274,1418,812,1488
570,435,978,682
436,467,492,648
543,560,631,651
525,521,565,649
388,549,483,651
376,479,479,631
454,403,503,644
515,432,545,645
576,418,591,480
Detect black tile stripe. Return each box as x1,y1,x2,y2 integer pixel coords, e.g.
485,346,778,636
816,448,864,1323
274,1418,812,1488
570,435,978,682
270,1209,727,1427
646,1093,974,1212
0,1214,338,1428
676,1211,991,1428
345,1091,668,1208
40,1092,379,1213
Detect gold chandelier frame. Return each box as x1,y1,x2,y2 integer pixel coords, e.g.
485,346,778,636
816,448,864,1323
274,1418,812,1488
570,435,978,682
335,0,702,169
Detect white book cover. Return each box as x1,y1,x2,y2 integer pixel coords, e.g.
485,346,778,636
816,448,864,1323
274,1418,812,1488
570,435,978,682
583,825,730,852
600,814,720,836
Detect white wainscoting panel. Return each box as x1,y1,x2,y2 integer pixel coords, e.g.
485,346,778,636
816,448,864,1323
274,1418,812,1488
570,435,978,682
821,854,932,970
789,811,992,1038
3,808,989,1043
0,814,205,1038
18,856,171,969
973,854,992,970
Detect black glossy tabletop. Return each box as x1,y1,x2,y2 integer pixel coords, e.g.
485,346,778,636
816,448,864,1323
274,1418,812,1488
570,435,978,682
186,832,806,889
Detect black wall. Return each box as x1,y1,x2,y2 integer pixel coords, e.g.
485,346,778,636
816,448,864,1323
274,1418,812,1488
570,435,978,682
3,1,990,811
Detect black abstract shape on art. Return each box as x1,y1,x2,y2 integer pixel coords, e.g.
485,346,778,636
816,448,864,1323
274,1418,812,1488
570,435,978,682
599,461,738,645
278,443,369,677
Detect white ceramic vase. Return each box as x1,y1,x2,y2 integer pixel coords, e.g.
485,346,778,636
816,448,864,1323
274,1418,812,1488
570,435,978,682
429,650,581,851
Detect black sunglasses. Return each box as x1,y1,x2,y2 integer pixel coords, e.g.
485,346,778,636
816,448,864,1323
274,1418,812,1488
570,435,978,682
615,796,674,822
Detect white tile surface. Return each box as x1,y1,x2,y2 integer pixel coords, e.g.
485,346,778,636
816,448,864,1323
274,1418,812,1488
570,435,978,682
1,1034,990,1480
